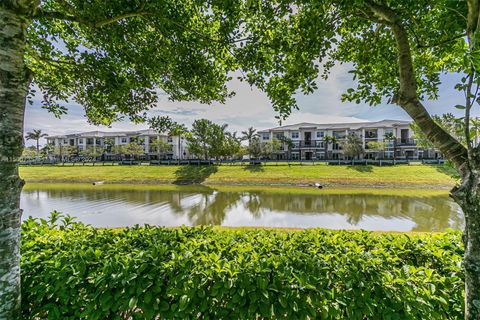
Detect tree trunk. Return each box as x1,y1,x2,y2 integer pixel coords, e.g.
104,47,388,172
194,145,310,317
452,174,480,320
0,3,32,318
365,4,474,317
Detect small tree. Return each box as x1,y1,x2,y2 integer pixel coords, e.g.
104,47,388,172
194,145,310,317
122,142,145,161
367,141,387,160
103,138,115,153
342,134,364,160
20,146,37,161
54,145,76,162
80,146,102,161
151,137,173,160
40,144,54,160
324,136,337,160
261,139,282,160
248,136,263,159
221,133,242,160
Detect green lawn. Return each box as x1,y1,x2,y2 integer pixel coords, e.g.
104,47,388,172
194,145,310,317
19,163,457,188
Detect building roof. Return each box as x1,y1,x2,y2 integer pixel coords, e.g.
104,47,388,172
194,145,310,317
47,129,168,139
257,119,411,133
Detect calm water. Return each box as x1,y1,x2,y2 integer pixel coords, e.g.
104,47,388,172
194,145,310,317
20,184,464,232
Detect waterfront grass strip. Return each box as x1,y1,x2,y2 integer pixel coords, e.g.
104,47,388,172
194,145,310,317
19,163,457,188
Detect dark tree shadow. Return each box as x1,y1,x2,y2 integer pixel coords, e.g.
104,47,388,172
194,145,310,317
174,165,218,184
243,164,265,172
346,165,373,173
428,164,460,179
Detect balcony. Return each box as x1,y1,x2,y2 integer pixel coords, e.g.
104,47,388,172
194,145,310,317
289,140,325,148
396,138,416,146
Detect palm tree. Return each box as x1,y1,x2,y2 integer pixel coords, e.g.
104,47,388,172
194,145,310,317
169,124,188,160
25,129,48,157
241,127,257,143
383,132,396,160
323,135,337,160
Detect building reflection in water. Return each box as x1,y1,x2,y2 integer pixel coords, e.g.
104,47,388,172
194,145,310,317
21,185,463,232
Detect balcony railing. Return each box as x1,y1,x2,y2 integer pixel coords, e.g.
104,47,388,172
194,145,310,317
396,138,416,146
290,140,326,149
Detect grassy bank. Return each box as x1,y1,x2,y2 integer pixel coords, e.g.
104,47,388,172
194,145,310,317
20,163,457,189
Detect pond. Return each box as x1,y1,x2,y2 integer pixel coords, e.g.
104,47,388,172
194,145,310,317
21,184,464,232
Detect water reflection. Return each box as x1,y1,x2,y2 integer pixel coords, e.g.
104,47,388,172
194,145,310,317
21,185,464,232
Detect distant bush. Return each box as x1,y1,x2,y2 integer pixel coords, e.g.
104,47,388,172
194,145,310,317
21,213,464,319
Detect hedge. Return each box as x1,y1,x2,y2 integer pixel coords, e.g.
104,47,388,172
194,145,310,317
21,213,464,319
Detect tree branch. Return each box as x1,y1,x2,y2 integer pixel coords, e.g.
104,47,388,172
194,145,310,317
35,10,150,29
465,69,475,150
35,8,250,46
415,33,466,49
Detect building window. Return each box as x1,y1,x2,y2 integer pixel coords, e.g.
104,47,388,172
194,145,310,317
167,137,173,143
261,133,270,141
86,138,94,145
275,132,284,140
291,132,299,139
332,131,346,139
291,152,299,160
121,138,127,143
63,139,68,144
365,129,378,139
316,141,325,148
316,152,325,160
316,131,324,139
292,142,300,149
96,139,101,145
78,139,83,144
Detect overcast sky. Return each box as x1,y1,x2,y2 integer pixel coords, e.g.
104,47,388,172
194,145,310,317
24,64,472,146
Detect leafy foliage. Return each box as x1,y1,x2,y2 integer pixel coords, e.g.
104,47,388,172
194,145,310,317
122,142,145,159
187,119,241,160
236,0,469,118
22,214,464,319
342,134,364,159
27,0,240,125
411,114,480,148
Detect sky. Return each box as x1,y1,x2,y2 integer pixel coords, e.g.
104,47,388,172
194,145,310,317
24,64,472,146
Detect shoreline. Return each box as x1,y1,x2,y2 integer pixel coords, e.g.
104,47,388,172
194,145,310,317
22,182,452,197
23,179,454,190
20,163,457,190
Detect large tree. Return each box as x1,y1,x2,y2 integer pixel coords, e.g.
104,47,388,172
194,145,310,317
235,0,480,317
0,0,238,316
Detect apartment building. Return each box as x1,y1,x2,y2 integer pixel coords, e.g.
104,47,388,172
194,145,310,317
46,129,189,160
257,119,441,160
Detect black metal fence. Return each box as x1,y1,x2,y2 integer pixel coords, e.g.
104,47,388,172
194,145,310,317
19,158,446,166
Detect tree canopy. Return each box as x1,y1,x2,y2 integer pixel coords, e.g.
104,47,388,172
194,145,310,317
21,0,242,125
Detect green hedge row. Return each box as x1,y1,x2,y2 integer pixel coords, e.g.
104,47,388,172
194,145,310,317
21,214,464,319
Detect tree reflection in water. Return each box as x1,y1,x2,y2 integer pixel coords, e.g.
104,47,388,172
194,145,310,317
21,185,463,231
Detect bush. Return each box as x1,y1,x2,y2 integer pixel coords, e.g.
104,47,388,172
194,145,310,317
21,214,464,319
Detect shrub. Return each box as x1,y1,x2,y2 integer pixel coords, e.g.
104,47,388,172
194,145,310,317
21,214,464,319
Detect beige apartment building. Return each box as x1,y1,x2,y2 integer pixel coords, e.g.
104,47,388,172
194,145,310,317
46,129,188,160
